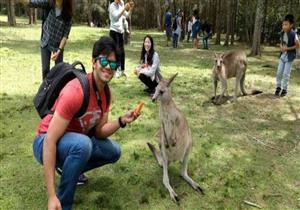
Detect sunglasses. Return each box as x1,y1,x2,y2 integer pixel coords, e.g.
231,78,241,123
96,56,119,71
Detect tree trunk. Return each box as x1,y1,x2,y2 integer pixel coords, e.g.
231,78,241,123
261,0,268,44
230,0,238,45
212,0,216,34
244,0,250,43
224,0,231,46
156,0,162,31
215,0,221,45
29,8,37,25
173,0,177,15
82,0,92,26
7,0,16,26
250,0,266,56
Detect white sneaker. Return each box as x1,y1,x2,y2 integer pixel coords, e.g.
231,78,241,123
115,70,122,78
121,71,128,79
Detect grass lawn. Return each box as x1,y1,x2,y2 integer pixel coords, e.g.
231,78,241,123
0,16,300,209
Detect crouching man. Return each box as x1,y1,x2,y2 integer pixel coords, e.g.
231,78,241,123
33,36,139,210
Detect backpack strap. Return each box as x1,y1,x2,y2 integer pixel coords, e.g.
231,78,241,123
91,72,111,113
74,70,90,118
104,84,111,108
72,61,86,73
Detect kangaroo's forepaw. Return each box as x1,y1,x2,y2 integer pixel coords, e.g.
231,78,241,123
172,141,176,147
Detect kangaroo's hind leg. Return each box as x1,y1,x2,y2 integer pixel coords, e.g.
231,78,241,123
161,149,179,203
240,73,247,96
180,146,204,195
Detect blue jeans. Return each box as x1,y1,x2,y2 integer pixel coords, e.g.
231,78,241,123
173,33,179,48
203,32,211,49
33,132,121,210
276,54,293,90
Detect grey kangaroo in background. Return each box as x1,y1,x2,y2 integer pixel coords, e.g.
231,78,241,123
147,73,204,203
213,50,247,103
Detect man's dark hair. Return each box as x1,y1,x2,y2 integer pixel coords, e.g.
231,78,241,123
92,36,118,60
284,14,295,24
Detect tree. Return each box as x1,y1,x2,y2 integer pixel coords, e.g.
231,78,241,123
214,0,222,45
224,0,231,46
28,8,37,25
7,0,16,26
250,0,267,56
230,0,238,45
155,0,162,31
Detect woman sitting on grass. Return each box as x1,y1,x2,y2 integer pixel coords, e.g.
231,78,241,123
134,35,162,95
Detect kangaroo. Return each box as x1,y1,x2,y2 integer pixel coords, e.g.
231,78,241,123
147,73,204,203
213,50,247,104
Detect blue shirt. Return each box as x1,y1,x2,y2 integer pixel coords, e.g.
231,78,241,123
165,12,172,27
192,20,201,34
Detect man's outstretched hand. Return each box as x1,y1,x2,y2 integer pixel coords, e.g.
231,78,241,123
121,110,140,124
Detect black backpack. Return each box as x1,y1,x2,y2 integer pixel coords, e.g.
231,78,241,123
33,61,110,119
172,16,177,31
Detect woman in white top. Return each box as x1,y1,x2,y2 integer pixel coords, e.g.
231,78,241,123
135,35,162,95
187,16,193,42
109,0,134,78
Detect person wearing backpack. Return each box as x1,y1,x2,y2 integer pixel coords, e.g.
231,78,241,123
202,19,212,49
32,36,140,210
172,9,183,48
192,13,201,49
274,14,300,97
29,0,73,80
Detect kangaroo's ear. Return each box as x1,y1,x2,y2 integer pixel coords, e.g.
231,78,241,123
167,73,178,87
221,53,225,59
214,52,217,58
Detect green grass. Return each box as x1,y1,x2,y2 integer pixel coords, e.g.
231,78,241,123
1,16,300,209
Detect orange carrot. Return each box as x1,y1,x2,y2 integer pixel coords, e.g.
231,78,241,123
134,101,144,116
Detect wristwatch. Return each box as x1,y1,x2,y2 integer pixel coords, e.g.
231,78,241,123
118,116,126,128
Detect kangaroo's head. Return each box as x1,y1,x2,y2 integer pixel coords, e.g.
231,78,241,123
152,73,178,103
214,52,224,71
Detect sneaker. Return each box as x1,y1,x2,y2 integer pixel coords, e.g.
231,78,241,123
77,174,88,186
115,70,122,78
280,89,287,97
274,87,281,96
121,71,128,79
56,167,88,186
56,167,63,175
